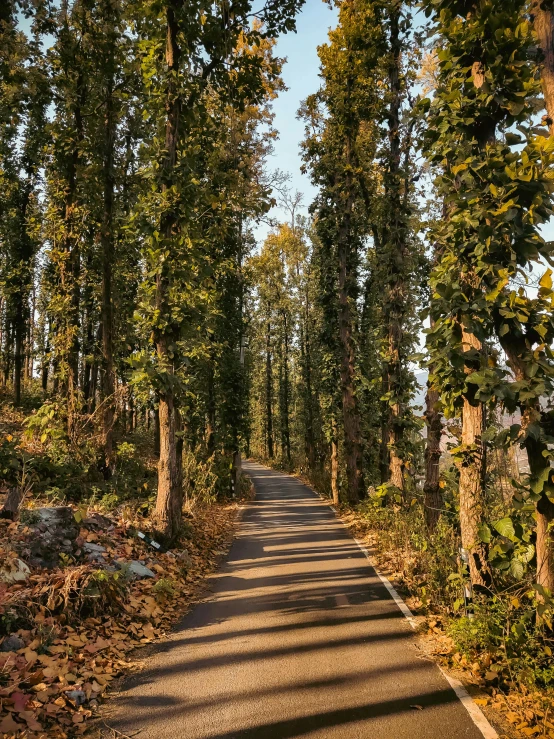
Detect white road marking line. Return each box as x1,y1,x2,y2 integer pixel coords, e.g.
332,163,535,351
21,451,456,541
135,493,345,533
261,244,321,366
352,536,498,739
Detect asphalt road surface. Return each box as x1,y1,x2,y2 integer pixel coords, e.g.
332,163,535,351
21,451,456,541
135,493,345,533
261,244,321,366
108,461,491,739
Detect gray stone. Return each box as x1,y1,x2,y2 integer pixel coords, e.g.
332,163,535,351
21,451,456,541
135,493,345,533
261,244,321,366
122,560,155,579
176,550,192,570
29,507,80,567
83,513,113,530
35,507,77,529
0,635,24,652
66,690,86,706
83,543,106,554
0,558,30,584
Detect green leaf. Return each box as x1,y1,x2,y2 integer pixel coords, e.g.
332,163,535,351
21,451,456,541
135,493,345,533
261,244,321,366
509,559,525,580
478,523,491,543
494,517,516,540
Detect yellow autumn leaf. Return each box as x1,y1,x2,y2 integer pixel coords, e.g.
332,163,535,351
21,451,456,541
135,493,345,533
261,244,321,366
539,268,553,290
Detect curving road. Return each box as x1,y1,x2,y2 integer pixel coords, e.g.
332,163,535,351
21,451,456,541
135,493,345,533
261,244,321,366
107,461,494,739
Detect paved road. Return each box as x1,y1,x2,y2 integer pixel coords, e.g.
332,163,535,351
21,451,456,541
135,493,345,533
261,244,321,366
108,462,489,739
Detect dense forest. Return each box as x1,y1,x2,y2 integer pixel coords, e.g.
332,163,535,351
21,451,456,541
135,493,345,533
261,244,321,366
2,0,554,734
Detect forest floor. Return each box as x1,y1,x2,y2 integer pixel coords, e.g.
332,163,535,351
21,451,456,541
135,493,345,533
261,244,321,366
0,395,248,738
100,461,498,739
0,499,243,738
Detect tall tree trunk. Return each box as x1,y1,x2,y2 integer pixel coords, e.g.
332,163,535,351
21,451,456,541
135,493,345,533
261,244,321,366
498,327,554,592
331,417,339,506
424,309,443,530
13,305,24,406
527,0,554,592
0,485,27,521
101,32,116,477
13,184,34,406
27,282,35,381
266,318,274,459
206,353,216,456
151,2,184,542
60,53,85,440
4,322,12,388
302,294,316,467
531,0,554,134
382,3,408,492
41,352,49,392
154,405,160,457
424,378,443,532
458,328,490,588
282,310,291,464
337,147,363,503
154,381,182,539
82,318,93,404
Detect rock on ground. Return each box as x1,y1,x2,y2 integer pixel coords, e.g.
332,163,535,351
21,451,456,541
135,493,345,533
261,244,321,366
28,507,79,567
0,558,30,584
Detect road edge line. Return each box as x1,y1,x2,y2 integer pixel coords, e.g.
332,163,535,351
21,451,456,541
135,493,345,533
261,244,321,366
352,536,498,739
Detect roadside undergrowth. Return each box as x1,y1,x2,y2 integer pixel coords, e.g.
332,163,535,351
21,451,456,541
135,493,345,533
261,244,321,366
0,497,244,738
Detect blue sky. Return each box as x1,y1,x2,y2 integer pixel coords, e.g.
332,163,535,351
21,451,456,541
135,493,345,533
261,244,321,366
256,0,338,238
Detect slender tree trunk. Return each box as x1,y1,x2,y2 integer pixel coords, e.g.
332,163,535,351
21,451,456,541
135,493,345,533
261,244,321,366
282,310,291,464
279,359,286,460
101,39,116,477
382,4,408,492
81,275,94,404
59,53,85,439
458,328,490,587
129,390,135,431
206,353,216,455
13,187,34,406
154,405,160,457
337,150,363,502
302,296,316,467
527,1,554,592
154,382,183,540
331,417,339,506
4,323,12,388
531,0,554,134
89,360,98,413
151,2,184,542
27,283,35,382
40,315,50,393
424,313,443,531
41,354,49,393
0,299,3,386
14,307,23,406
0,486,27,521
498,327,554,592
266,318,274,459
424,379,442,532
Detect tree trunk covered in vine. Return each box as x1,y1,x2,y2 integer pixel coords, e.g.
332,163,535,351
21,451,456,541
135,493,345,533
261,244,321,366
527,0,554,592
531,0,554,134
424,377,442,532
151,0,184,542
458,328,490,588
100,17,116,478
498,328,554,592
282,309,291,464
266,318,274,459
331,417,339,506
337,139,363,503
381,2,408,493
